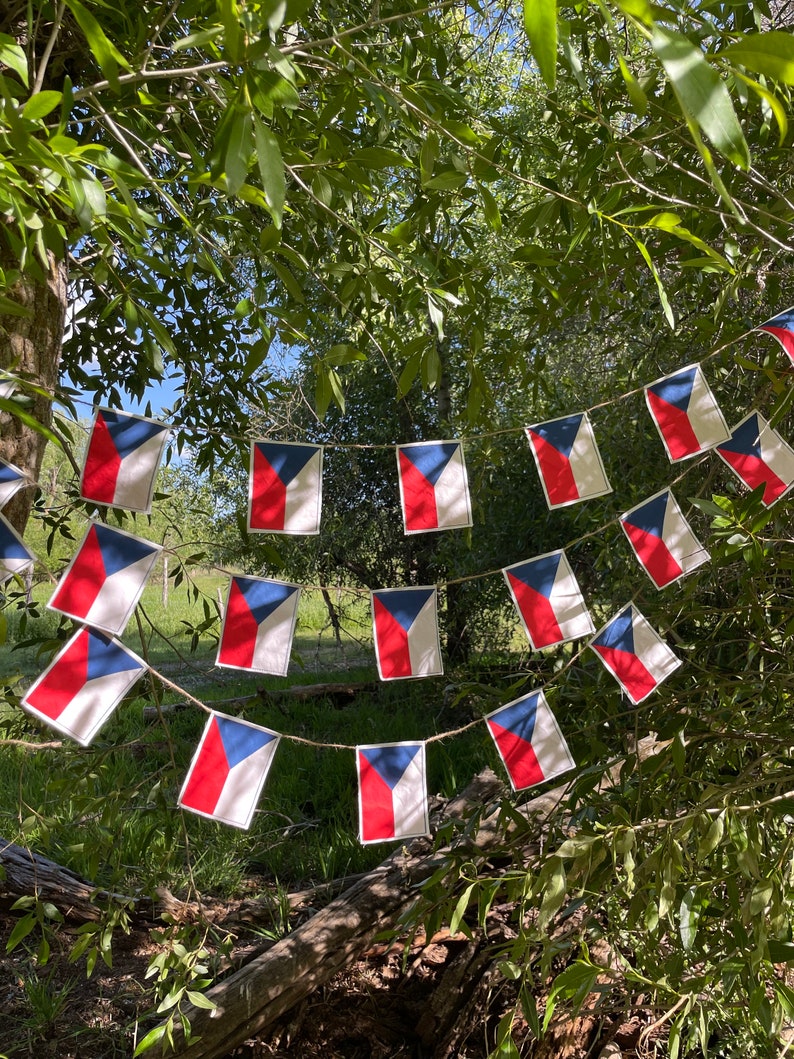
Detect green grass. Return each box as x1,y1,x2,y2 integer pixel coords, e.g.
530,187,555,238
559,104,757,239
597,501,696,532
1,571,498,899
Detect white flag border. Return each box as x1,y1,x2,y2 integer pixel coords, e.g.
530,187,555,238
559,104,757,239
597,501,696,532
0,510,36,585
644,363,731,465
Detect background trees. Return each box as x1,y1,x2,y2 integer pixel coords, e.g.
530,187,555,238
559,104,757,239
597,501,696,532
2,0,794,1054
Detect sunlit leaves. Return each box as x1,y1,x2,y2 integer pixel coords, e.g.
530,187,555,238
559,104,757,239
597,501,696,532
523,0,558,89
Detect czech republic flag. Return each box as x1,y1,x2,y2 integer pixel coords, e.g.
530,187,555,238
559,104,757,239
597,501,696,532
22,627,146,745
0,513,34,583
485,690,574,791
526,413,611,508
356,741,429,843
48,522,160,636
0,459,27,509
715,412,794,507
645,365,730,462
80,409,170,514
620,489,709,589
756,306,794,365
503,550,593,650
396,441,472,533
216,576,300,676
590,604,681,704
371,587,442,680
248,441,323,534
179,712,280,829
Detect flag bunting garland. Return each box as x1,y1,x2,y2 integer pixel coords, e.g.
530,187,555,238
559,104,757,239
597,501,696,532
4,307,793,839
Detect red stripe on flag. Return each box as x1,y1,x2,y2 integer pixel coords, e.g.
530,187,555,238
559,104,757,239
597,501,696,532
373,597,412,678
593,645,658,702
529,432,579,506
719,450,788,505
49,526,106,619
760,326,794,364
25,633,89,720
647,391,701,460
359,755,395,841
622,523,683,588
508,574,564,648
399,451,438,530
250,447,287,530
488,721,544,790
217,581,259,669
180,718,230,816
82,416,122,504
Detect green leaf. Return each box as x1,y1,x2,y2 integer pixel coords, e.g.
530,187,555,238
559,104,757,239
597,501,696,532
524,0,557,89
254,119,285,228
6,913,37,952
22,91,63,121
186,989,217,1010
0,34,29,86
133,1023,168,1056
419,133,438,185
652,26,750,170
478,183,502,232
64,0,131,92
678,886,700,951
720,32,794,85
225,104,253,197
629,233,675,328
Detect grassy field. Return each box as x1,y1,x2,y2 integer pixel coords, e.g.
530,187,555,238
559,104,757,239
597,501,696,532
1,568,499,900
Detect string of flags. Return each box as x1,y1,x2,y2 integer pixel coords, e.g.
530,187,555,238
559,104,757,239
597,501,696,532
1,310,793,842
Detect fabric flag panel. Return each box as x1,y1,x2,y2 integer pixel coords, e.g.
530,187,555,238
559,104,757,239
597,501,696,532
396,441,472,533
503,550,593,650
248,441,323,534
645,365,730,462
0,513,35,583
620,489,709,589
0,459,27,509
485,690,574,791
525,413,611,508
179,712,280,829
590,604,681,704
715,412,794,507
21,627,146,745
0,379,14,399
756,306,794,365
80,409,170,514
356,741,429,844
216,576,300,676
371,587,442,680
48,522,160,636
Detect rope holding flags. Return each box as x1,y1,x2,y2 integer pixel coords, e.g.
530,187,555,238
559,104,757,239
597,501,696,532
1,307,793,841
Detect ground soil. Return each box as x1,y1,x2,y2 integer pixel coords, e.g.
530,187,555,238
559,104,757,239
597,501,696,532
0,897,660,1059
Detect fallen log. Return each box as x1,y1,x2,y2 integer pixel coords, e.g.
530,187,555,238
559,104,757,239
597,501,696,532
0,837,113,922
163,735,668,1057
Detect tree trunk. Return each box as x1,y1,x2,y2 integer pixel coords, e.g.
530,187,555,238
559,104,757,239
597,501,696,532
0,250,67,533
